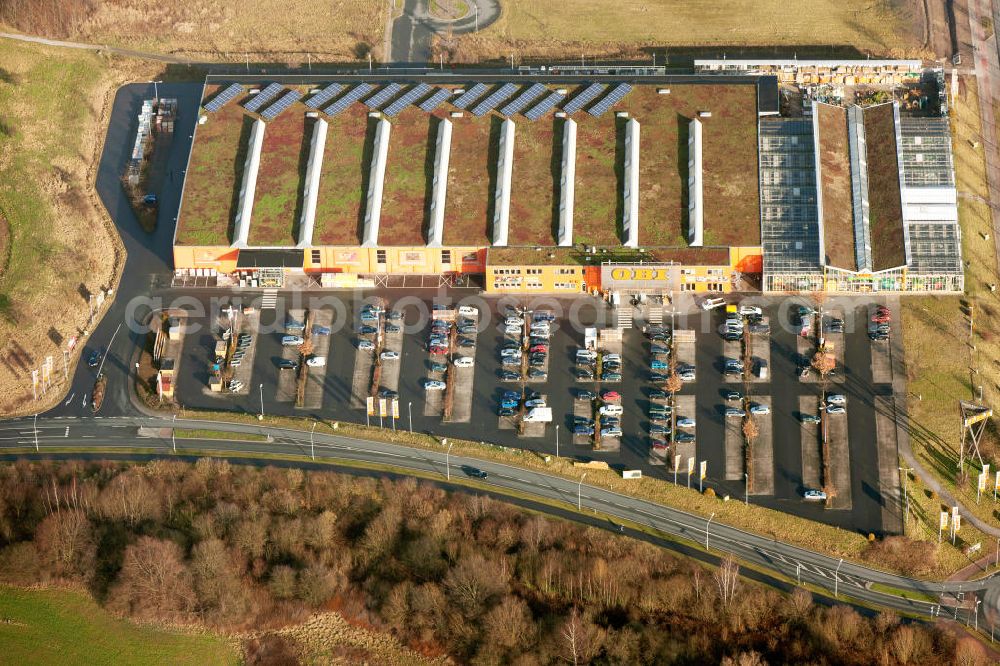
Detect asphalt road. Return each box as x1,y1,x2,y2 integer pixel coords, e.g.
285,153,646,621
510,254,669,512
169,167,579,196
389,0,501,64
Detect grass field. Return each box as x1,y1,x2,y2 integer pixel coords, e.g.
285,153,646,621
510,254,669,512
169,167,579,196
454,0,922,61
75,0,386,62
443,114,496,246
0,586,238,665
174,428,270,442
379,107,436,246
313,104,370,245
902,76,1000,542
247,107,308,247
0,42,151,417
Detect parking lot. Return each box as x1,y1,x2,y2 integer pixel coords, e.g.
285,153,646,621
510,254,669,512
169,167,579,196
172,289,902,535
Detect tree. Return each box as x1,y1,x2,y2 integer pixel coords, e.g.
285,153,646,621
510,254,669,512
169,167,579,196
191,538,248,621
483,595,534,653
742,416,759,442
444,553,508,616
33,508,94,580
559,607,599,665
811,348,835,377
665,371,683,394
108,537,196,621
714,555,740,609
268,565,297,600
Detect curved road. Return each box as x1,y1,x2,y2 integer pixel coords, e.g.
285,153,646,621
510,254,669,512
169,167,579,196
5,411,998,633
390,0,501,63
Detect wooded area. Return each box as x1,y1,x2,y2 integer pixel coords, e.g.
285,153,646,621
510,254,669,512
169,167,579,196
0,460,985,664
0,0,93,37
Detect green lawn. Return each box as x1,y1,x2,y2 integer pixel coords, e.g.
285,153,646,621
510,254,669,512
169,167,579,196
0,586,238,665
175,428,269,442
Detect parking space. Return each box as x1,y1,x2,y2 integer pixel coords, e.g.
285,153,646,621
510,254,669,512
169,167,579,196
869,304,893,383
224,307,259,395
302,309,333,409
275,308,305,403
798,395,822,490
520,392,549,438
748,395,774,495
572,392,597,447
350,325,377,409
824,392,852,510
595,390,622,452
674,393,696,455
724,404,744,481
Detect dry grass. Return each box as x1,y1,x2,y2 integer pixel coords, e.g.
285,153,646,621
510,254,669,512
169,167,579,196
450,0,923,62
247,106,309,247
259,611,446,665
816,103,856,270
0,42,154,417
75,0,386,62
903,76,1000,540
864,103,906,270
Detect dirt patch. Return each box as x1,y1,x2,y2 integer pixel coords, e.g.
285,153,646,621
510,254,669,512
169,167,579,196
0,211,9,279
429,0,470,21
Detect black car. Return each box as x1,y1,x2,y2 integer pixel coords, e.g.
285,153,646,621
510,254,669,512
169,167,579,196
458,326,477,335
359,325,377,335
465,467,488,479
277,359,298,370
528,370,547,380
577,390,596,400
501,370,520,380
87,350,101,367
387,310,402,320
674,432,695,443
724,390,742,401
722,331,742,342
576,368,595,380
379,389,399,399
649,333,669,342
573,416,594,426
498,408,515,417
650,372,669,382
529,357,546,367
649,389,668,400
458,338,476,348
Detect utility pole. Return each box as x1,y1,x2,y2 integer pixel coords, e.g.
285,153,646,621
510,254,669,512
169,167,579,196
744,472,749,505
796,562,801,586
899,466,913,526
705,512,715,550
258,384,264,420
578,473,587,510
310,422,316,461
408,401,413,434
446,442,453,480
834,558,844,598
33,413,38,452
555,424,560,458
171,414,176,453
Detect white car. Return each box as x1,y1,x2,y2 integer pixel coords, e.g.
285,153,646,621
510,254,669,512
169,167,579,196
424,380,447,391
504,317,524,327
676,417,696,428
679,371,696,382
826,394,846,405
306,356,327,367
701,297,726,310
600,428,623,438
803,489,827,501
576,349,597,361
525,398,546,408
826,405,846,414
749,403,770,415
281,335,304,346
380,351,399,361
454,357,474,368
500,348,522,358
504,325,522,335
358,340,375,350
738,304,763,317
599,404,623,416
603,353,622,362
458,305,478,317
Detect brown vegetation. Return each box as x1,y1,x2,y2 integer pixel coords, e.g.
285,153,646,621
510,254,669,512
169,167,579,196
0,460,970,664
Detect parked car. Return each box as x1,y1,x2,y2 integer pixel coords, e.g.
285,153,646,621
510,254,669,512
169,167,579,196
281,335,304,346
358,326,377,335
749,403,770,415
379,389,398,399
826,394,846,405
530,344,548,353
701,297,726,310
385,325,401,333
458,305,478,317
306,356,326,367
500,370,520,381
458,325,477,335
800,414,821,424
525,398,546,408
358,340,375,350
826,405,846,414
599,404,623,416
674,432,695,443
649,389,668,400
500,398,519,409
573,416,594,426
724,390,742,401
429,346,449,355
380,351,399,361
725,408,746,418
651,440,670,450
504,325,522,335
749,323,771,335
528,369,547,380
458,338,475,348
504,317,524,327
651,360,669,370
604,353,622,362
725,359,743,372
602,372,622,382
576,368,595,380
454,357,474,368
651,345,670,355
424,380,447,391
498,408,515,417
676,417,696,429
738,304,762,317
502,356,521,366
722,331,742,342
88,350,101,367
601,390,621,401
803,489,827,501
650,372,670,383
649,424,671,435
529,357,546,367
574,425,595,436
277,359,298,370
679,370,696,382
576,390,597,401
500,348,522,358
600,428,623,438
386,310,402,320
430,362,447,373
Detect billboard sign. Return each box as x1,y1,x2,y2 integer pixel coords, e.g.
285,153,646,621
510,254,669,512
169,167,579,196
601,265,674,292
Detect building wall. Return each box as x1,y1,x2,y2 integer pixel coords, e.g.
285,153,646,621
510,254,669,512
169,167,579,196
304,246,486,274
731,246,763,273
173,246,240,273
486,264,600,294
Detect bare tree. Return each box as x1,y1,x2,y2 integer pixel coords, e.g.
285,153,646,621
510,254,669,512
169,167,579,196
665,371,683,394
742,416,759,442
811,348,835,377
108,537,196,621
560,607,598,665
484,595,534,652
714,555,740,609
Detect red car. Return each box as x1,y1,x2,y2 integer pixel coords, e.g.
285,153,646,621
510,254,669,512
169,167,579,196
601,390,621,401
530,344,548,353
429,346,448,355
651,440,669,450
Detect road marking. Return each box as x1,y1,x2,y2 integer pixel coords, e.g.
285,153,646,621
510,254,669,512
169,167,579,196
65,393,75,405
64,428,69,438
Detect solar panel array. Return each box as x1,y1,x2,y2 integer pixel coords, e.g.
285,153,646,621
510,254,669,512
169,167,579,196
204,83,243,112
305,84,343,109
498,82,547,117
562,83,607,114
419,88,451,112
524,92,564,121
260,90,302,120
324,83,373,116
383,83,433,116
364,83,403,109
587,83,632,117
471,83,518,116
451,83,488,109
244,83,284,113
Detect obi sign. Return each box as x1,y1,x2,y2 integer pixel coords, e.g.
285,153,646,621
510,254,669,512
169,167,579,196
601,265,673,291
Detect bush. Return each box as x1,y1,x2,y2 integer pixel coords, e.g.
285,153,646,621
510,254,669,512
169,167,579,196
703,487,716,498
861,536,937,576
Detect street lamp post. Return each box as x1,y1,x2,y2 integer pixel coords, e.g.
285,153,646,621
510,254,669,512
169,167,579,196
899,466,913,525
705,512,716,550
474,3,479,31
744,472,749,505
796,562,801,586
555,424,560,458
408,401,413,434
171,414,176,453
310,422,316,461
578,473,587,510
33,413,38,453
834,558,844,598
258,384,264,421
446,442,453,480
